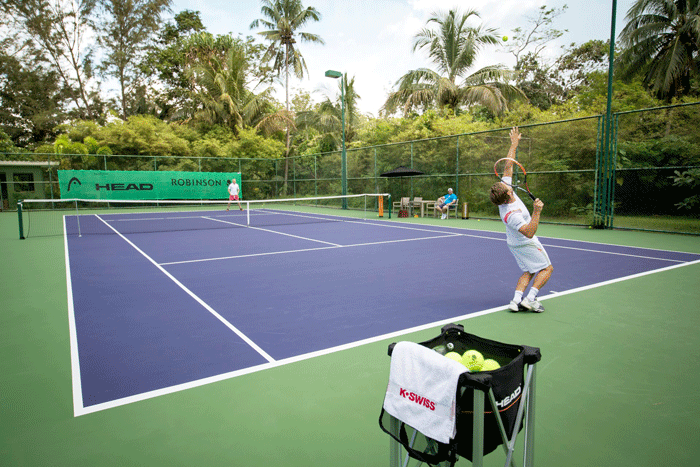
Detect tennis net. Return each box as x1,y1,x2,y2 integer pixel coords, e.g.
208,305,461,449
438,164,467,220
18,193,390,239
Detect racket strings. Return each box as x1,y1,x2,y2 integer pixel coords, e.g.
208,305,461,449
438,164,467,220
495,165,526,187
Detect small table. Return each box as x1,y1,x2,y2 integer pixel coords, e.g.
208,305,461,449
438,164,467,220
420,200,437,217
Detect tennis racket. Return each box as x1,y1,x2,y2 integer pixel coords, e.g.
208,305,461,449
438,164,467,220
494,157,536,200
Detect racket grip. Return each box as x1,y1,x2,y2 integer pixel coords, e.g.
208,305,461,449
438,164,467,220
528,192,536,201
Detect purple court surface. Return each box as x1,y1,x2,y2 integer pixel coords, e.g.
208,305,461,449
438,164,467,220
63,209,700,414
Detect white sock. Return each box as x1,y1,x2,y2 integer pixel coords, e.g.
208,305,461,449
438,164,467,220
513,291,523,303
526,288,539,301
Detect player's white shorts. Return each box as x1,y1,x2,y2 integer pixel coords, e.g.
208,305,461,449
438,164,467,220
508,239,551,274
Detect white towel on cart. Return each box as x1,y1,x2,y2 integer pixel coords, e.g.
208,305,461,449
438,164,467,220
383,341,468,444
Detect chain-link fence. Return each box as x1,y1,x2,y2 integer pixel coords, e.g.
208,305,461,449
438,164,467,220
2,102,698,234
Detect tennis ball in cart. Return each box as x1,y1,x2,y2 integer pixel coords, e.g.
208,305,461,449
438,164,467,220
445,352,462,363
461,350,484,371
482,359,501,371
432,345,447,355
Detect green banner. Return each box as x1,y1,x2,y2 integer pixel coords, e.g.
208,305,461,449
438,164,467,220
58,170,241,200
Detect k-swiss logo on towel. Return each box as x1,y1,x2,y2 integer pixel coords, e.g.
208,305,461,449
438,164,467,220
399,388,436,411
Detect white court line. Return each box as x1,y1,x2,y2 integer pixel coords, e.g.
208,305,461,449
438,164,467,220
253,209,348,223
203,216,341,246
161,245,340,265
74,256,700,416
536,232,700,256
342,233,461,248
539,258,700,297
160,233,461,266
352,217,700,258
93,216,275,350
538,242,689,263
364,223,694,263
70,214,700,415
64,216,85,418
161,217,690,266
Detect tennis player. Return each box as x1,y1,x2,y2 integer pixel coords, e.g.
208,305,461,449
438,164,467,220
227,179,243,211
489,127,553,313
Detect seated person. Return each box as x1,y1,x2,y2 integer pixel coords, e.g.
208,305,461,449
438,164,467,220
434,188,457,219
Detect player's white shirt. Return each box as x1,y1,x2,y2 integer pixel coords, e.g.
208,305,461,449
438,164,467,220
498,176,537,246
228,182,239,196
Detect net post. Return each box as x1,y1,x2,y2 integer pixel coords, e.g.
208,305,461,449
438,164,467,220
75,200,82,237
246,201,250,225
18,201,25,240
387,194,392,219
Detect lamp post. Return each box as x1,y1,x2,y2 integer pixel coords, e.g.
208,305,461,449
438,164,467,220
325,69,347,209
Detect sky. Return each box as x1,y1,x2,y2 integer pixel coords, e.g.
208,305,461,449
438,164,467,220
169,0,637,116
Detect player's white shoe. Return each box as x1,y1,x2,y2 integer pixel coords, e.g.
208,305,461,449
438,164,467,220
508,300,523,312
441,213,446,219
521,297,544,313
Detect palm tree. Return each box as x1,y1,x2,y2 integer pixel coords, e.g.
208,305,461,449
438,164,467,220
250,0,324,194
187,42,250,131
185,34,293,135
296,73,361,149
383,9,524,116
617,0,700,101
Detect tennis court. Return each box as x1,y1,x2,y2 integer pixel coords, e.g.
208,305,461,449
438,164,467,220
2,203,700,466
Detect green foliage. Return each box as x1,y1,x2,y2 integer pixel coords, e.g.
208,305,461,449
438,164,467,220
0,52,67,146
100,115,192,157
0,129,22,153
96,0,172,119
670,169,700,210
383,9,523,117
576,73,658,112
3,0,99,119
295,73,362,153
54,135,88,155
224,128,285,159
618,0,700,101
147,10,206,121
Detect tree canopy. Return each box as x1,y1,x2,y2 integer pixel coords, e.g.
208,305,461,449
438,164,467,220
383,9,525,117
0,2,698,190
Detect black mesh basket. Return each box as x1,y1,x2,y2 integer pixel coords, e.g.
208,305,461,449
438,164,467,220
380,323,541,465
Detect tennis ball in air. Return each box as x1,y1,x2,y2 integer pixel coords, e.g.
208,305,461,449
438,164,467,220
462,350,484,371
502,36,508,41
445,352,463,363
482,359,501,371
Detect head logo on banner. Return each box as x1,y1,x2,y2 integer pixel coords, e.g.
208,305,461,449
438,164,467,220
57,170,242,200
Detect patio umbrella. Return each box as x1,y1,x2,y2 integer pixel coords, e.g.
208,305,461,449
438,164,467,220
380,166,424,178
380,166,425,216
380,165,424,196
